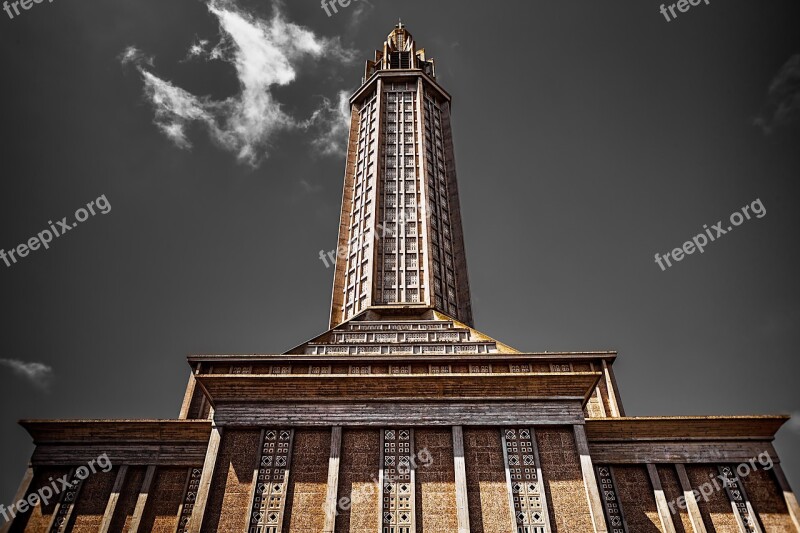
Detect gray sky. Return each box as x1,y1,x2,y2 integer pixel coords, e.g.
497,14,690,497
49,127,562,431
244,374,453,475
1,0,799,504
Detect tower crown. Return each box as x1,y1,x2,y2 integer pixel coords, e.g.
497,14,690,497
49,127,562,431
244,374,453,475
364,23,435,80
330,26,472,328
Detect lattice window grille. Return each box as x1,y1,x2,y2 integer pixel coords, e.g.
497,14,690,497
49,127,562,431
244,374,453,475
510,364,532,373
231,366,253,374
429,364,451,373
349,365,372,375
389,365,411,374
595,465,627,533
176,467,203,533
550,363,572,373
309,366,331,375
49,470,84,533
718,465,759,532
502,428,550,533
249,429,294,533
270,366,291,375
381,428,414,533
470,365,491,373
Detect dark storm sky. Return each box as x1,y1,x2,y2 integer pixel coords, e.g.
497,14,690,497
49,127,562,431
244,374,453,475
1,0,799,504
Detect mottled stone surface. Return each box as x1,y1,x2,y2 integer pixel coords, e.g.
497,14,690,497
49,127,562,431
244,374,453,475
202,429,261,533
657,465,690,533
415,428,457,533
687,465,740,532
139,467,187,533
613,465,663,532
284,428,330,533
69,469,117,532
536,426,594,532
463,428,512,533
335,429,381,533
743,468,795,532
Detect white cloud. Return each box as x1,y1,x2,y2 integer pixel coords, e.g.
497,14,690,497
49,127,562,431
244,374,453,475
122,0,355,167
0,359,53,391
305,90,351,156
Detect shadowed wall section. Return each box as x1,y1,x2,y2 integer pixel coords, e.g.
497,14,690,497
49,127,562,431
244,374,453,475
283,428,330,533
463,428,512,533
335,429,380,533
69,469,116,532
536,427,594,532
139,467,187,533
201,429,261,533
414,428,457,533
614,465,663,532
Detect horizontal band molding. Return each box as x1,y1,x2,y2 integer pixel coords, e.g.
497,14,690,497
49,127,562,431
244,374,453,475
194,372,601,403
212,401,586,427
187,352,618,364
30,444,208,467
585,416,789,442
587,441,779,465
20,420,212,444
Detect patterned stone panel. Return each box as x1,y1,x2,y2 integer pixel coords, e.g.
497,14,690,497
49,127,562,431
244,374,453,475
536,427,595,532
613,466,662,532
503,428,548,532
69,469,117,532
139,467,188,533
685,465,740,532
741,467,795,532
656,465,690,533
718,465,759,531
414,428,457,533
249,429,294,533
107,466,147,533
381,428,414,532
9,467,68,533
595,466,627,533
283,429,330,533
335,429,381,533
463,428,513,533
49,471,84,533
201,429,261,533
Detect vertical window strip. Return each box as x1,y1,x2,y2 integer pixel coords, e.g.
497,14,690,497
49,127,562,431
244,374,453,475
49,469,83,533
381,428,414,533
502,428,551,533
595,465,628,533
176,467,203,533
249,429,294,533
718,465,760,532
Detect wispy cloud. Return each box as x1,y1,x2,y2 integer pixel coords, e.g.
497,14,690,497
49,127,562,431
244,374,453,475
305,90,351,156
0,359,53,391
754,53,800,134
121,0,355,167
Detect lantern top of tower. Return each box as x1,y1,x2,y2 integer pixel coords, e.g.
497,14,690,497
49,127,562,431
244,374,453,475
363,21,435,81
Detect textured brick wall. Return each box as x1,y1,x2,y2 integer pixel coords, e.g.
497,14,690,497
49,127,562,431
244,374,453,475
463,428,512,533
613,465,663,532
10,467,68,533
686,465,740,532
536,427,594,532
742,467,795,532
107,466,147,532
656,465,690,533
139,467,188,533
69,469,117,532
201,429,261,533
284,428,330,533
335,429,380,533
415,428,457,533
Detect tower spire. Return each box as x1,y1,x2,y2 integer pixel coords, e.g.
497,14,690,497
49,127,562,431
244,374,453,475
329,28,472,328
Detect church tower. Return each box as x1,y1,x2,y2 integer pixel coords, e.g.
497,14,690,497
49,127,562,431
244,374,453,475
6,23,798,533
330,22,473,328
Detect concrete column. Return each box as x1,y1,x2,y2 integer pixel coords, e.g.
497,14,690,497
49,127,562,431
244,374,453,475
0,466,34,533
675,464,708,533
573,424,608,533
323,426,343,533
188,425,223,533
772,464,800,532
452,426,471,533
647,464,677,533
129,465,156,533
